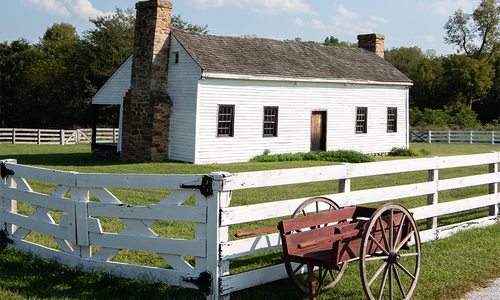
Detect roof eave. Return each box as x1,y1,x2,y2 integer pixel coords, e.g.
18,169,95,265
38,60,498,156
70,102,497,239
202,71,413,86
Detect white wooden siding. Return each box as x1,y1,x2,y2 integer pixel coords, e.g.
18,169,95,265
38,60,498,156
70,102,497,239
167,37,202,163
195,79,409,164
92,56,132,105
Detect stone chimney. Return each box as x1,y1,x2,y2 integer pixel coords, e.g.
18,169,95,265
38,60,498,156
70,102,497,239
357,34,385,59
121,0,173,162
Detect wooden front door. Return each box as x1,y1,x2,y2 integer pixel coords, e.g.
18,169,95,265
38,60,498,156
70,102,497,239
311,111,327,151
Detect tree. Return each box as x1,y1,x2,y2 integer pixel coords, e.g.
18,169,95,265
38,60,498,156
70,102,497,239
444,0,500,61
385,47,447,109
323,36,357,48
172,15,208,33
84,8,135,88
442,55,494,109
385,47,427,77
0,40,36,127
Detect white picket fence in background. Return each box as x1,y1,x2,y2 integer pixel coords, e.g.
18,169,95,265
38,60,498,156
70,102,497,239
0,128,119,145
0,153,499,299
411,130,500,145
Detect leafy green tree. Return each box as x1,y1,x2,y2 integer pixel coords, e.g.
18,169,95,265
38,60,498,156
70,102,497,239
385,47,447,109
442,55,494,109
323,36,357,48
84,8,135,89
0,40,36,127
452,107,482,129
444,0,500,61
172,15,208,33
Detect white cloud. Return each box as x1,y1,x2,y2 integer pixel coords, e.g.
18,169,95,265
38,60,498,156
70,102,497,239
328,4,385,36
72,0,108,20
416,35,437,42
23,0,110,21
335,4,358,19
310,19,326,32
369,15,387,23
186,0,314,15
431,0,474,15
293,17,305,27
186,0,225,8
24,0,71,17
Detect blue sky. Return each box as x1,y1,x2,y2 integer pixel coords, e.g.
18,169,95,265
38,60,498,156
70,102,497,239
0,0,479,54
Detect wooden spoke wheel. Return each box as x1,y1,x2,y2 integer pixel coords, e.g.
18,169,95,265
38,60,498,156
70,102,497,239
360,204,421,300
284,197,347,294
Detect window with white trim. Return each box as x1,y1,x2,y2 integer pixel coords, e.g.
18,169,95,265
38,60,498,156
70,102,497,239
217,105,234,137
263,106,278,137
387,107,397,132
356,107,368,134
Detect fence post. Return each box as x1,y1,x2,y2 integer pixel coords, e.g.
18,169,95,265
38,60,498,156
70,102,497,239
492,132,495,145
113,128,117,143
12,128,15,144
71,187,91,258
37,129,41,145
206,172,232,300
76,130,80,144
488,154,499,217
447,130,451,144
427,157,439,232
1,159,18,235
339,163,351,195
470,131,473,144
60,129,65,145
428,130,432,143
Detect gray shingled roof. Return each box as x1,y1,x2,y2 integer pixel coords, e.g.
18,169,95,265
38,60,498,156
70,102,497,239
172,29,412,84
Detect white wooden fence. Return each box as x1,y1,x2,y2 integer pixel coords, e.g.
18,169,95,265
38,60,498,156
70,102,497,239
0,128,119,145
411,130,500,145
0,153,499,299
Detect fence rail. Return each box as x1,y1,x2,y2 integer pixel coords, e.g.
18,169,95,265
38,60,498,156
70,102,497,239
0,128,119,145
411,130,500,145
0,153,499,299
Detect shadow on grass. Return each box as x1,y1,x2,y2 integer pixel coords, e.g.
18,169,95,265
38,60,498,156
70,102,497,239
0,152,127,167
0,249,203,300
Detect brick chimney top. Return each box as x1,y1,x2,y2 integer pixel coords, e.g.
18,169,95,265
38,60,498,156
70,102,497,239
357,33,385,59
136,0,172,9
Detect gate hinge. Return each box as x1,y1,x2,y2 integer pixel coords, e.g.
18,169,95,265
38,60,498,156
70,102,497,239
0,230,14,249
1,163,15,179
182,271,212,295
181,175,213,197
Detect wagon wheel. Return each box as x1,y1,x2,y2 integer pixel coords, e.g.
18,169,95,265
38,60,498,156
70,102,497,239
360,204,421,300
285,196,348,294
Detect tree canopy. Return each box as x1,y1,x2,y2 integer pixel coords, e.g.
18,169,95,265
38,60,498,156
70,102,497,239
0,9,208,129
444,0,500,61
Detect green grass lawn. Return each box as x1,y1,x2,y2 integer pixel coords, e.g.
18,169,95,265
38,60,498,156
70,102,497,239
0,143,498,299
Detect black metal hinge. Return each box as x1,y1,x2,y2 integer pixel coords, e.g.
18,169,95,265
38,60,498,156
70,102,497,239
1,163,15,179
0,230,14,249
181,175,213,197
182,271,212,295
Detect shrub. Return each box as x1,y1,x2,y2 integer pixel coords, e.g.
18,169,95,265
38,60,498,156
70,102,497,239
251,150,374,163
388,147,418,157
451,108,482,129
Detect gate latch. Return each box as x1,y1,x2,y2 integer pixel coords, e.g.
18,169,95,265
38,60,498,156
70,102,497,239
0,230,14,249
181,175,213,197
1,163,15,179
182,271,212,295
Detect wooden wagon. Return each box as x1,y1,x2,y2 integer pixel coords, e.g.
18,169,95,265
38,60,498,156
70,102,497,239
236,197,422,300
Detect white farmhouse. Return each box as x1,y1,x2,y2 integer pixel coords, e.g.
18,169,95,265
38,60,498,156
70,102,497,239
92,0,412,164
